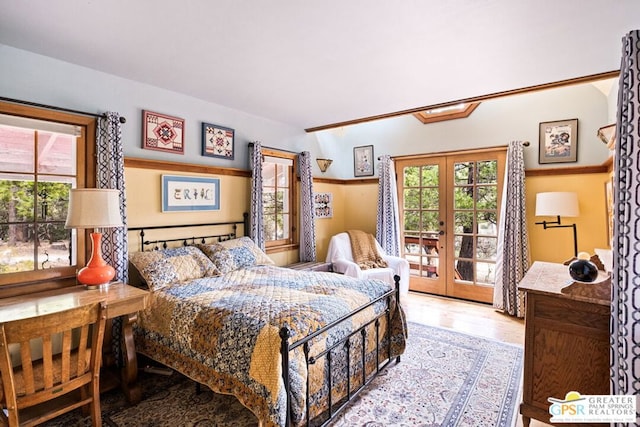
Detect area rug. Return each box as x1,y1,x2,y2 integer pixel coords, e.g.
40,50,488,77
42,322,523,426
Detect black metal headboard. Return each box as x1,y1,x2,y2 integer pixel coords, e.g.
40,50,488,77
128,212,249,252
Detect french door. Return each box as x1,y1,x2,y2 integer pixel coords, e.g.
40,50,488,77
396,148,506,303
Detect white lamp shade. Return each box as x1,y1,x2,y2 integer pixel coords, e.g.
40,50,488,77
65,188,123,229
535,192,579,217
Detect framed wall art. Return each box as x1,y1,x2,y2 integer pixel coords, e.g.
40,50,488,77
314,192,333,218
538,118,578,164
161,175,220,212
202,122,235,159
353,145,374,177
143,110,184,154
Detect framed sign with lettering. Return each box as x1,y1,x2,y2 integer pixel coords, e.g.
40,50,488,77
161,175,220,212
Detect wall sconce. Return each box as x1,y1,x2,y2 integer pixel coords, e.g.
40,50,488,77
316,158,333,173
535,192,579,257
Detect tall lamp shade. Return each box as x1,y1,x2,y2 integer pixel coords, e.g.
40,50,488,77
535,192,579,217
534,191,579,257
65,189,123,288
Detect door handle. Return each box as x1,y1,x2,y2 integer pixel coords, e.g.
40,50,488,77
438,230,445,235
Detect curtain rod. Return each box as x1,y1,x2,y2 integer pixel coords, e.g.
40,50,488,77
0,96,126,123
377,141,529,161
247,142,299,155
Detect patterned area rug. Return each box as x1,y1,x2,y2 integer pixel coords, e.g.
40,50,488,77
42,323,523,426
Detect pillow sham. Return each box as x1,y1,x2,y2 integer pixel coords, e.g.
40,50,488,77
197,236,273,273
129,246,220,291
217,236,274,266
196,243,236,274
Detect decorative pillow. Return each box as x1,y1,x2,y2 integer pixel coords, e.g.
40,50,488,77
217,236,274,266
128,246,220,291
196,243,236,274
197,237,273,273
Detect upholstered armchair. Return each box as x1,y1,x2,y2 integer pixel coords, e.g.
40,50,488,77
326,232,409,296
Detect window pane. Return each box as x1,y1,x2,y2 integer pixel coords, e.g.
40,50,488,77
37,132,77,175
454,162,473,185
421,188,438,209
404,210,419,232
477,160,497,184
454,235,474,259
37,178,74,222
0,224,34,273
476,237,497,260
263,189,276,210
477,212,497,236
476,262,496,285
281,189,290,212
37,223,70,269
264,214,277,241
275,190,285,211
455,258,474,282
262,163,276,186
403,189,419,209
0,125,34,173
421,211,439,233
403,167,419,187
0,177,35,222
280,213,289,239
476,186,497,209
420,165,439,186
454,212,474,233
276,164,289,187
454,186,474,209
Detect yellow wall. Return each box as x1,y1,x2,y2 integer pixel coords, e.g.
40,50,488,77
312,182,379,260
313,182,345,260
126,164,609,267
125,167,249,254
526,172,610,263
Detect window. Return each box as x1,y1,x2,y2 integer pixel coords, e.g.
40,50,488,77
0,102,94,287
261,149,297,250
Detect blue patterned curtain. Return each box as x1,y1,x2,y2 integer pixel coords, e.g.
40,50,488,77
376,155,401,256
96,112,127,365
249,142,265,249
493,141,529,318
298,151,316,261
96,113,127,280
611,29,640,406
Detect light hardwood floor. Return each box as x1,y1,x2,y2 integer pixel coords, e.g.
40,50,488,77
403,291,550,427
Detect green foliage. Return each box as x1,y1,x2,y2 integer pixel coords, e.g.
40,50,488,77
0,179,71,242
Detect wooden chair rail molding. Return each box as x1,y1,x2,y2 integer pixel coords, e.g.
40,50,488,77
525,163,609,177
124,156,611,182
124,157,250,177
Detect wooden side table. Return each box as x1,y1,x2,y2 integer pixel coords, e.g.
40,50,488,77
285,261,333,272
518,261,610,427
0,282,149,404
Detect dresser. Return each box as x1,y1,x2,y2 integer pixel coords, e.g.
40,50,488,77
518,261,610,427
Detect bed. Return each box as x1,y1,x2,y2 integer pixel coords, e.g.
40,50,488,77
128,219,407,427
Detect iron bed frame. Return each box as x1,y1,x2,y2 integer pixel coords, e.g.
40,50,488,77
128,217,402,427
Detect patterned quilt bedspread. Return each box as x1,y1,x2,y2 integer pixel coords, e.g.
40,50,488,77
134,265,406,427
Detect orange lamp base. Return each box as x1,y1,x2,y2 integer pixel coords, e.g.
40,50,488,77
77,232,115,289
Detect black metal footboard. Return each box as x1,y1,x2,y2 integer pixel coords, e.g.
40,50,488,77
279,275,402,427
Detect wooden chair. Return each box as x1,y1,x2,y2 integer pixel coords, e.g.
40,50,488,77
0,301,108,427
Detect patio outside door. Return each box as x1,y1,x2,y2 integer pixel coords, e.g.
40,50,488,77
396,148,505,303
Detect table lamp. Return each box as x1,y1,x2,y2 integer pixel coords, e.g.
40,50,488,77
65,188,123,289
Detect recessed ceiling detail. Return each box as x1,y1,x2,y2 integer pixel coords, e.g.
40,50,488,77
412,102,480,124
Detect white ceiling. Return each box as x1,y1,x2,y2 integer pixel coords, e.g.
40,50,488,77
0,1,638,131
